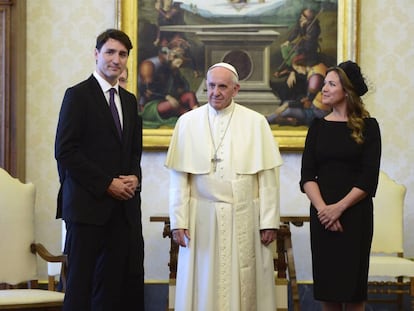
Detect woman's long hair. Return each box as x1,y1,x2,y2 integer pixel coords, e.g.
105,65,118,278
328,67,370,144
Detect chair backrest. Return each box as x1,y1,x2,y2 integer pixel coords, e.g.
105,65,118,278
0,168,37,284
371,171,407,254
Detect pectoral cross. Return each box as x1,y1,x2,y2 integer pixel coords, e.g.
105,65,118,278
211,153,222,172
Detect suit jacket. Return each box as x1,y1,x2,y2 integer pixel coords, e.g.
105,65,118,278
55,75,142,226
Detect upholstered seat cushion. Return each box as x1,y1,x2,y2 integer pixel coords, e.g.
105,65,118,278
0,289,64,305
369,256,414,277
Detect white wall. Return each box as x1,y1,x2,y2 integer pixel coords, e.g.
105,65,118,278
26,0,414,282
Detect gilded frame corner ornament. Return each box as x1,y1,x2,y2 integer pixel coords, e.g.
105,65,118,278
117,0,359,151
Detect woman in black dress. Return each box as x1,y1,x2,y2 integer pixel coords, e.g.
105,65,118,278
300,61,381,311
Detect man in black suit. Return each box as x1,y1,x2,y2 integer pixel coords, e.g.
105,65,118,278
55,29,144,310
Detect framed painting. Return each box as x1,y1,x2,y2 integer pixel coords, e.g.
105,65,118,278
117,0,359,150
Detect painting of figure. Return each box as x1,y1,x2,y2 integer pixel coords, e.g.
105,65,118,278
137,0,338,129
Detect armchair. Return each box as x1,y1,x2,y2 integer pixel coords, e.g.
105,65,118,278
368,171,414,310
0,168,66,310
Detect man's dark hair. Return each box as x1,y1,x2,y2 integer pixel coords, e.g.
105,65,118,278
96,29,133,54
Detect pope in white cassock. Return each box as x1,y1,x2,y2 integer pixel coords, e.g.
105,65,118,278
165,62,283,311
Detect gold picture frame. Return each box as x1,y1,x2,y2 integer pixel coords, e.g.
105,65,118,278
117,0,359,151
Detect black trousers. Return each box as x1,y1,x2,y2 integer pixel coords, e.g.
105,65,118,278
63,205,144,311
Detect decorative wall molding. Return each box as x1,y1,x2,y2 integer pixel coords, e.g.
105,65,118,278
0,0,26,179
0,1,11,171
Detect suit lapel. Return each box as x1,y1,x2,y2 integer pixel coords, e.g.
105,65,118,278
119,88,134,142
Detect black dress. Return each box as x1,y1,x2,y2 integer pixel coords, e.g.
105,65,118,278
300,117,381,302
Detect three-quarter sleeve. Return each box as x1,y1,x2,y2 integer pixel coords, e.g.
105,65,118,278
299,118,320,192
354,118,382,197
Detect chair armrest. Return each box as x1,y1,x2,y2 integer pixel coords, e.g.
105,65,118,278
30,243,67,292
30,243,66,264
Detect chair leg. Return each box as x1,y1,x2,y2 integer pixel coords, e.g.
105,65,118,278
396,276,403,311
48,275,56,291
284,228,300,311
410,277,414,311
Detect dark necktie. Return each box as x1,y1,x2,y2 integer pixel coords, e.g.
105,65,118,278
109,88,122,138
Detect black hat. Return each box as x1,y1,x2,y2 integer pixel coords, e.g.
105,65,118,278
338,61,368,96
